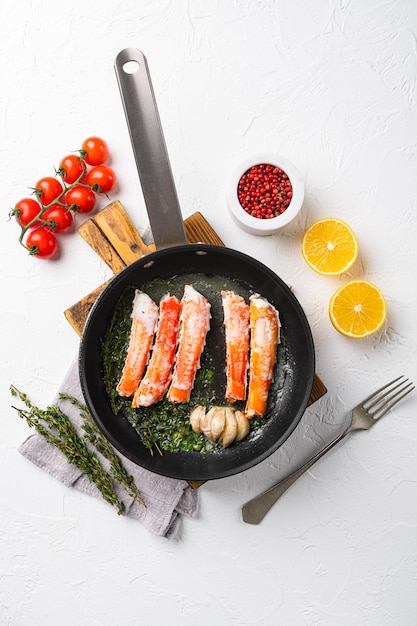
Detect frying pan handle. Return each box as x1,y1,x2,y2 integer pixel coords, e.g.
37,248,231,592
114,48,187,249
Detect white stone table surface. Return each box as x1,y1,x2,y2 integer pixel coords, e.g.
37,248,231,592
1,1,416,624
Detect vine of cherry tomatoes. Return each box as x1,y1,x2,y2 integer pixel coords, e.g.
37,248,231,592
11,137,117,259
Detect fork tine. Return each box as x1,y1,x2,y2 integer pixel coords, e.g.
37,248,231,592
374,383,415,419
369,381,415,420
362,375,407,409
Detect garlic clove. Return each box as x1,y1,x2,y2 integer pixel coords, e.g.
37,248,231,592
206,406,226,442
219,407,238,447
235,410,250,441
200,407,213,440
190,405,205,434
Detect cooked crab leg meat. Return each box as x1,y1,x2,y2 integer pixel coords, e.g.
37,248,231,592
221,290,250,403
132,295,182,407
167,285,211,403
245,294,280,418
116,290,158,397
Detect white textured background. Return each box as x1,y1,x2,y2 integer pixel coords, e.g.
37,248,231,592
1,1,417,624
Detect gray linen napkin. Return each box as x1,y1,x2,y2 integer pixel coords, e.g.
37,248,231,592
19,358,199,540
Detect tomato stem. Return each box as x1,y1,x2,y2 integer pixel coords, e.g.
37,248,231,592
13,140,115,258
16,168,98,246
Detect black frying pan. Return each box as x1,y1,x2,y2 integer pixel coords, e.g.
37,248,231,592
78,49,315,481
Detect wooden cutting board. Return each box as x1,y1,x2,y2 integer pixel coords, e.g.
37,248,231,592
64,200,224,334
64,200,326,488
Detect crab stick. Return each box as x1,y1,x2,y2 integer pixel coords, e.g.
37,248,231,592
116,290,158,397
221,290,250,402
132,294,182,407
167,285,211,403
245,294,280,418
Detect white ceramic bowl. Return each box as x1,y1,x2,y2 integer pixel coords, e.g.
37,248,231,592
226,153,305,235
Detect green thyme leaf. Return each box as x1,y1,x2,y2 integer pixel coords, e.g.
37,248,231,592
10,385,145,513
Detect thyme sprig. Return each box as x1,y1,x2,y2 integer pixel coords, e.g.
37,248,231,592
59,392,144,505
10,386,145,513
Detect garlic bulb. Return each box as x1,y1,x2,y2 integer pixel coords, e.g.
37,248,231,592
190,405,251,447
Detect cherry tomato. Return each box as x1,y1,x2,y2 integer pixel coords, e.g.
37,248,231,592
87,166,117,193
42,205,73,232
65,185,96,213
59,154,86,184
26,227,58,259
14,198,42,228
35,176,64,205
81,137,109,166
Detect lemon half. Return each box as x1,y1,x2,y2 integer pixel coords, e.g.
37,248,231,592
302,218,359,275
329,280,387,338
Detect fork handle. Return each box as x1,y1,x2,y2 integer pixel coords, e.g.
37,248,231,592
241,429,349,524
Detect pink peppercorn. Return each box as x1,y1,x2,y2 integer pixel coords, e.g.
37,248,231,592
237,163,293,219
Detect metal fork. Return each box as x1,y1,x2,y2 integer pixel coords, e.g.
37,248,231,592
242,375,415,525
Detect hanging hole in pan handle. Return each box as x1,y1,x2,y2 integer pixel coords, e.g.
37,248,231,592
122,60,140,74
